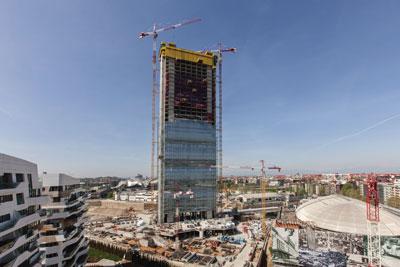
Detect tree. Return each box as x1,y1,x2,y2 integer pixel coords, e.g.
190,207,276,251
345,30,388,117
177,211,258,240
387,197,400,209
340,183,362,201
319,186,326,196
106,191,114,199
297,188,307,197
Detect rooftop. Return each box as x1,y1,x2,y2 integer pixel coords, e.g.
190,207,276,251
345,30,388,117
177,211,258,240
238,192,281,199
296,194,400,236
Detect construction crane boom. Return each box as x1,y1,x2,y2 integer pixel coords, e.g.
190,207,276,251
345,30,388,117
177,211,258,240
138,18,201,181
139,18,201,38
268,166,282,172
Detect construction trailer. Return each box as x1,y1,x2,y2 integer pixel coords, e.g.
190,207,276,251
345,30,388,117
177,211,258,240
158,42,218,223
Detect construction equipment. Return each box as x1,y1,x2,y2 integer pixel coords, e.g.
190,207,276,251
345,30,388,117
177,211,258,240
260,160,281,237
138,18,201,180
214,161,281,238
366,174,381,267
202,44,237,184
268,166,282,172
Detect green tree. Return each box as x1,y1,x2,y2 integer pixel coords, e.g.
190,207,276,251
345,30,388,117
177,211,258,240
297,188,307,197
387,197,400,209
340,183,362,200
106,191,114,199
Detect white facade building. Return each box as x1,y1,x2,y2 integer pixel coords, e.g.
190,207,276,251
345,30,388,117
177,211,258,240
114,190,157,203
0,153,48,267
40,173,88,267
384,181,400,202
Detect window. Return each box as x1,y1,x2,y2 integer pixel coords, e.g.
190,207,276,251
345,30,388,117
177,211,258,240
27,173,34,196
49,186,63,192
46,253,58,258
16,173,24,183
0,194,13,203
53,197,60,203
16,193,24,205
0,173,12,185
0,213,10,223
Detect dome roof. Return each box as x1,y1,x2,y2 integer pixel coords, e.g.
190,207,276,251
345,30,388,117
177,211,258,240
296,195,400,236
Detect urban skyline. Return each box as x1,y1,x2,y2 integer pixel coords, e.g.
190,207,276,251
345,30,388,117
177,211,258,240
1,1,400,177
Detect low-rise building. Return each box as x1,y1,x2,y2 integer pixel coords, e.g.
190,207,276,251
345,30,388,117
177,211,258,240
235,192,285,209
0,153,48,267
40,173,88,267
114,190,157,203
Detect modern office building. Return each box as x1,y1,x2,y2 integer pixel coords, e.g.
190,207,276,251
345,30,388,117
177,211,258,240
0,153,48,267
39,173,88,267
158,42,217,223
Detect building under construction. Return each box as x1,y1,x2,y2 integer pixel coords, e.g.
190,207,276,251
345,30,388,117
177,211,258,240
158,43,217,223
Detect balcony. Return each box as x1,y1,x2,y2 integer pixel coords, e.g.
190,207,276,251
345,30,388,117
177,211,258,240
0,212,40,238
2,239,39,267
0,182,21,190
63,230,84,249
0,229,38,259
62,236,85,260
64,245,88,267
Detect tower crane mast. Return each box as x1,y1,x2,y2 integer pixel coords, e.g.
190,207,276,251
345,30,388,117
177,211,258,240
202,45,236,185
215,161,281,238
138,18,201,181
260,160,281,237
366,174,381,267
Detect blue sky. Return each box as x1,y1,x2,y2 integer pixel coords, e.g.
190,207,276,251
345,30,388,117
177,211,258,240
1,0,400,177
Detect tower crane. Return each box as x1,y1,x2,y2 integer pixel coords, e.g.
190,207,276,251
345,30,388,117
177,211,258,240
138,18,201,181
366,174,381,267
202,44,237,184
260,160,281,238
214,161,282,238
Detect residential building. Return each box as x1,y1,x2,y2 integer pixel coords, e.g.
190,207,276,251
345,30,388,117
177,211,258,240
0,153,48,267
40,173,88,267
158,42,217,223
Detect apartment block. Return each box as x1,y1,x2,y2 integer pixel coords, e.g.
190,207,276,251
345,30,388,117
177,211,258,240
40,173,88,267
0,153,48,267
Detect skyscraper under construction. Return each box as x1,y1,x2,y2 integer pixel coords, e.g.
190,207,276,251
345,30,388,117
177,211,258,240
158,42,217,223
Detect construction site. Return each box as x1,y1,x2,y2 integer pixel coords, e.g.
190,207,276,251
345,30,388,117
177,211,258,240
85,197,269,266
83,18,276,267
83,18,400,267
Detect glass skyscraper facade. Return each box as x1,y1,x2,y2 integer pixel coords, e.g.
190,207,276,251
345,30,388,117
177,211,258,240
158,43,217,223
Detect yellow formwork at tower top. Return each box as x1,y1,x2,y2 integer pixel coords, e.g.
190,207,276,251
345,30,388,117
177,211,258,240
159,42,216,66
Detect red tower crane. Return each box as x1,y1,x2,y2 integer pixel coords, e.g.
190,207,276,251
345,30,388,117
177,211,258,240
138,18,201,181
366,174,381,267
